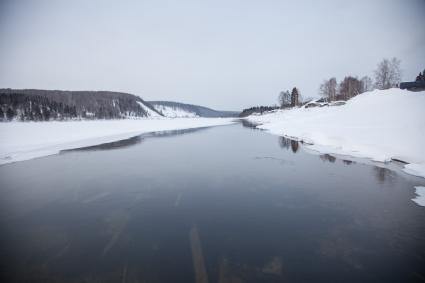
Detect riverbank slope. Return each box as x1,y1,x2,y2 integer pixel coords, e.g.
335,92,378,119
246,88,425,178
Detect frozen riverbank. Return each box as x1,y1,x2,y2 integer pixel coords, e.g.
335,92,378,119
0,118,236,165
247,89,425,178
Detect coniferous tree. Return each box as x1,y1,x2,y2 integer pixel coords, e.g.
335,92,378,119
291,87,299,107
416,70,425,81
6,108,15,120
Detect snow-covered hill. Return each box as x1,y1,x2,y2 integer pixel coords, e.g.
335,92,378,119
246,88,425,178
151,104,199,118
0,89,240,120
149,101,239,118
136,101,163,118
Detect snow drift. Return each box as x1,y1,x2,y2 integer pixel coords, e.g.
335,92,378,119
246,88,425,178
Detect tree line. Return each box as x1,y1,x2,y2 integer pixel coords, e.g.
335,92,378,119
239,106,280,117
241,57,416,116
0,89,160,121
278,87,301,108
318,57,402,103
0,93,77,121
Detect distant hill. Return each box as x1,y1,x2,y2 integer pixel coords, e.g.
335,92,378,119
0,89,239,121
149,101,239,118
0,88,162,121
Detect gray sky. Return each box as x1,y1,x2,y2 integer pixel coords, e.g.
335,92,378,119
0,0,424,110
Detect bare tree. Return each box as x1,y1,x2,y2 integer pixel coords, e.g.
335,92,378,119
319,77,337,102
374,57,401,90
278,90,291,108
338,76,362,100
360,76,373,93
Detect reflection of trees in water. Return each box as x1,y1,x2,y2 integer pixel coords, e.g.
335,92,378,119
373,167,394,183
278,137,299,153
240,119,261,129
343,160,355,165
64,135,144,152
279,136,396,184
291,140,299,153
63,127,208,152
318,153,394,183
279,137,290,150
149,127,207,138
320,154,336,163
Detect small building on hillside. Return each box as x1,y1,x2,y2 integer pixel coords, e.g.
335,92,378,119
399,81,425,92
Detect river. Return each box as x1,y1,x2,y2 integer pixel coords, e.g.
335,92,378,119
1,122,424,282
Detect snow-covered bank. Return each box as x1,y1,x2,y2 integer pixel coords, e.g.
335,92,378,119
412,186,425,206
0,118,236,165
412,186,425,207
246,89,425,178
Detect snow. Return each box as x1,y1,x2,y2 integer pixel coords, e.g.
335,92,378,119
136,101,162,118
153,105,199,118
0,118,235,165
412,186,425,207
404,163,425,178
246,88,425,178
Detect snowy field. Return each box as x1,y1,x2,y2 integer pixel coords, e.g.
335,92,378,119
247,88,425,179
0,118,235,165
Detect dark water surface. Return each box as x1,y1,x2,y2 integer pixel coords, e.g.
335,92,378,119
1,123,425,283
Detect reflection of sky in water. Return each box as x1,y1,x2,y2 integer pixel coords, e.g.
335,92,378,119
0,123,424,283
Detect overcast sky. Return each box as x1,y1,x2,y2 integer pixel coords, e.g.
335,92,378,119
0,0,424,110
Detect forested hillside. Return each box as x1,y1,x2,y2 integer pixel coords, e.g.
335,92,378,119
0,89,162,121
